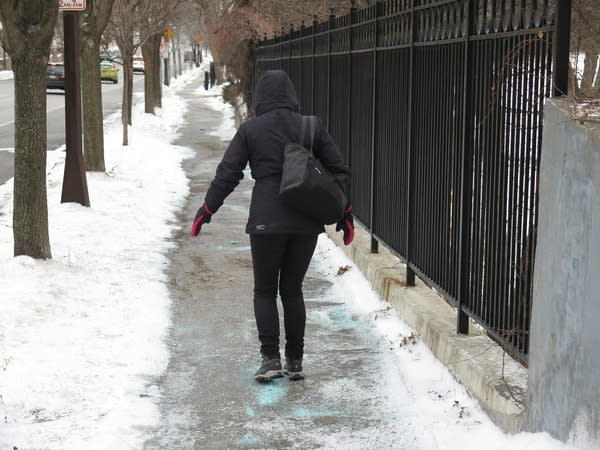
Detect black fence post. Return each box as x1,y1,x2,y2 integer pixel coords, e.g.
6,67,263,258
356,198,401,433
281,26,285,69
553,0,572,96
312,15,317,115
370,2,381,254
405,0,417,286
299,20,304,104
289,23,293,76
348,0,357,194
247,39,256,109
456,0,475,335
327,9,334,131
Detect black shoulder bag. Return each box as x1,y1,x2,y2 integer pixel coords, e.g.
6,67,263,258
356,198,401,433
279,115,347,225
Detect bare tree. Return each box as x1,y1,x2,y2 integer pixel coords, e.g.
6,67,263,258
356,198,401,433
196,0,242,83
571,0,600,97
139,0,185,114
194,0,368,91
0,0,58,259
107,0,142,145
81,0,115,171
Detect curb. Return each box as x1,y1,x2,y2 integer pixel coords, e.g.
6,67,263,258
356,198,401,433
326,222,528,433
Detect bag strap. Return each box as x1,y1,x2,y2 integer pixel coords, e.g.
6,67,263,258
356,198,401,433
299,115,316,154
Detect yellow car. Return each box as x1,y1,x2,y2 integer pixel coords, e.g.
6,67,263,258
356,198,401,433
100,61,118,83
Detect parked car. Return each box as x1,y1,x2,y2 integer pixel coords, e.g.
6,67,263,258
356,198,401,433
132,56,145,73
100,61,118,83
46,62,65,90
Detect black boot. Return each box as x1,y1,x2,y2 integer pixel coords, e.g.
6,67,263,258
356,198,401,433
284,358,304,381
254,357,284,382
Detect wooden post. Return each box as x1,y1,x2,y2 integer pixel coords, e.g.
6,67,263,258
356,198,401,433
61,11,90,206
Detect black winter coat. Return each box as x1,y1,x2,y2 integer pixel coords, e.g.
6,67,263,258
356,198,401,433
204,70,350,235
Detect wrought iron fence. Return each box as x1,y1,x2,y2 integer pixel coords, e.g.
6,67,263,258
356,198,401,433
253,0,571,364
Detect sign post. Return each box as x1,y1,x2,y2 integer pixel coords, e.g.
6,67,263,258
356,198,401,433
60,1,89,206
59,0,86,11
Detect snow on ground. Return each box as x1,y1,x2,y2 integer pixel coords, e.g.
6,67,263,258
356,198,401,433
313,237,579,450
0,69,199,449
195,82,237,141
0,70,13,81
570,98,600,122
0,63,586,450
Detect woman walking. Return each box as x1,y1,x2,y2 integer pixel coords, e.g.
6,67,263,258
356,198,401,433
191,70,354,382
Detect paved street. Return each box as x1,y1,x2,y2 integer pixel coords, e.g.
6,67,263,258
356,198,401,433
0,68,144,185
0,151,10,186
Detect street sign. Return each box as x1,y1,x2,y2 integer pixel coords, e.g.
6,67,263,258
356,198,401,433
59,0,86,11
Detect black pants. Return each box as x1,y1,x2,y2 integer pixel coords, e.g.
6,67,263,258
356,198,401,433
250,234,318,361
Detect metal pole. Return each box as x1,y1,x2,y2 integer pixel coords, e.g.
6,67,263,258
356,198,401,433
327,9,334,130
348,0,356,198
405,0,417,286
61,12,90,207
312,15,317,115
289,23,293,77
370,2,381,254
281,26,285,69
299,20,304,107
456,0,475,335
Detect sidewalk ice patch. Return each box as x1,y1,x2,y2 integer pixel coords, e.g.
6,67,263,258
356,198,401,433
195,84,237,141
311,234,578,450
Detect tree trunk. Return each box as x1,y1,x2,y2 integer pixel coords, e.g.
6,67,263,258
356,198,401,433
118,36,135,130
79,0,114,171
569,63,580,97
127,59,133,125
178,48,182,76
142,33,162,114
592,58,600,97
122,66,129,146
12,55,52,259
81,37,106,171
214,60,225,84
121,44,134,145
171,42,178,79
122,61,133,145
581,52,599,96
211,47,225,84
153,46,162,107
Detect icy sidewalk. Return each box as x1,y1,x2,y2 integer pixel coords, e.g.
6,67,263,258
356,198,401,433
143,82,576,450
